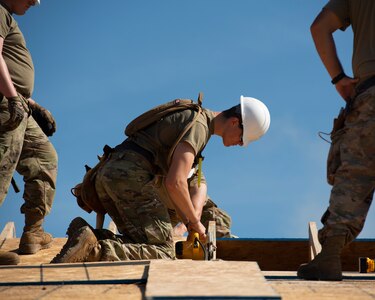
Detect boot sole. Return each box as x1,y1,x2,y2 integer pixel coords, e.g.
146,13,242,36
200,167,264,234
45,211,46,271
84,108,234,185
297,265,342,281
19,241,53,255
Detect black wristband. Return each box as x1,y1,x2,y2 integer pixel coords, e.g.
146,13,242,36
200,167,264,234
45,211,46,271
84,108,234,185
331,72,346,85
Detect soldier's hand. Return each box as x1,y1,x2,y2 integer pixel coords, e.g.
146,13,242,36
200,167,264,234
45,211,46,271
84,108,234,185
335,76,359,103
30,101,57,136
187,221,206,242
2,96,25,131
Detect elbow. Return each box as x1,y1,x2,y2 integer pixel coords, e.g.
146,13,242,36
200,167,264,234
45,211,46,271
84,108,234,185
310,20,321,39
165,176,185,194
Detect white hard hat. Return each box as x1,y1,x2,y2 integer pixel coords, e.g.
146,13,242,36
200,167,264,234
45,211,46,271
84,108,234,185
36,0,40,5
240,96,270,146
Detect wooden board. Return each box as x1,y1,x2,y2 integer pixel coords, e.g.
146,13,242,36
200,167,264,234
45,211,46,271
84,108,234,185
3,237,374,271
216,239,309,271
263,271,375,280
145,260,281,299
0,261,148,286
0,222,16,241
216,238,375,271
0,283,145,300
308,222,321,261
0,238,68,265
207,220,217,260
264,271,375,300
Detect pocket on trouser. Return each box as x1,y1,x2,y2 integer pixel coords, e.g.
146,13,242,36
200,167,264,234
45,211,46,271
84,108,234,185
327,128,345,186
143,214,173,245
0,145,8,163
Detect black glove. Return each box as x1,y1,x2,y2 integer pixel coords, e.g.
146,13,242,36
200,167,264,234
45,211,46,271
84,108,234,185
30,102,57,136
2,96,25,131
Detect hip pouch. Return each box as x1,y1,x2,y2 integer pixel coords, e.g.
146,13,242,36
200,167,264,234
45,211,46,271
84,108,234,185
327,107,347,185
71,145,113,215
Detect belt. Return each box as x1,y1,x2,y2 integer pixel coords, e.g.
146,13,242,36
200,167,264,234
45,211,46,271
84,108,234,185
117,140,155,166
356,76,375,96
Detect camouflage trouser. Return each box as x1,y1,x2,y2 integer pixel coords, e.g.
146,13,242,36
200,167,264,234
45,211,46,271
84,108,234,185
0,97,57,217
95,150,174,260
168,197,233,238
319,86,375,245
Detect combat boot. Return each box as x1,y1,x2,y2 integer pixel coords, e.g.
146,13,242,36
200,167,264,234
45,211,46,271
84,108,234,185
19,213,53,254
0,251,19,265
66,217,93,238
51,225,101,263
297,235,346,281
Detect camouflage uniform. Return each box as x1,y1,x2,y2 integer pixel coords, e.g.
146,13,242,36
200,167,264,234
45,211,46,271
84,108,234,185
0,102,57,216
319,85,375,244
316,0,375,245
92,108,217,260
0,5,57,218
94,154,234,260
94,150,174,260
200,197,233,238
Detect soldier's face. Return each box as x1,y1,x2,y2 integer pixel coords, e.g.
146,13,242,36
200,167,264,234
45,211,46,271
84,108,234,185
222,117,243,147
11,0,38,15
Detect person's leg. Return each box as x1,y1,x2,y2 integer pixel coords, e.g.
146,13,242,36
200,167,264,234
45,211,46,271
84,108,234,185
17,116,58,254
298,88,375,280
0,97,26,205
96,151,174,260
51,150,174,263
0,98,26,263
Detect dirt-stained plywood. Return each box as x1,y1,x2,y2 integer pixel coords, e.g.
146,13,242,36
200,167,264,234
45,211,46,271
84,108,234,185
0,237,67,265
146,260,281,299
1,222,375,300
0,261,149,285
0,284,145,300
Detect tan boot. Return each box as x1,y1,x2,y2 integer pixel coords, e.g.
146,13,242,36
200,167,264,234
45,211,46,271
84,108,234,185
297,235,346,281
19,213,53,254
66,217,93,238
0,251,19,265
51,225,101,263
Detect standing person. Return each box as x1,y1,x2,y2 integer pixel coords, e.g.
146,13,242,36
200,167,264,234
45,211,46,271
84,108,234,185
298,0,375,281
51,95,270,263
0,0,57,265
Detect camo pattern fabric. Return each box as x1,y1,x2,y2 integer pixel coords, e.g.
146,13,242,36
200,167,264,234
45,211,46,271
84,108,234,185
94,149,174,260
319,86,375,244
0,97,57,216
201,197,233,238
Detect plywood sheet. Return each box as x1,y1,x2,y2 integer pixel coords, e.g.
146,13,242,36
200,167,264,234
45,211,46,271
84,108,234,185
268,277,375,300
0,222,16,241
146,260,280,299
0,261,149,285
0,238,68,265
0,284,145,300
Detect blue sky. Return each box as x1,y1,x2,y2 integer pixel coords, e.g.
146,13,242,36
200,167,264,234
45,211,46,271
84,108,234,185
1,1,374,239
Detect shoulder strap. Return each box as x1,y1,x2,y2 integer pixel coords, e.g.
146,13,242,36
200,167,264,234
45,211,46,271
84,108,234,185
166,92,204,167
